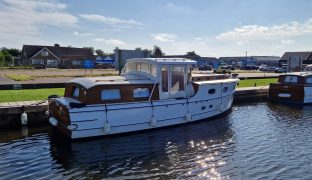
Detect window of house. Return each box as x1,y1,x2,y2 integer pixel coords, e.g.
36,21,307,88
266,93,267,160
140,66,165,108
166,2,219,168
208,89,216,94
101,89,121,100
41,50,49,56
32,59,44,64
72,60,82,65
133,88,150,98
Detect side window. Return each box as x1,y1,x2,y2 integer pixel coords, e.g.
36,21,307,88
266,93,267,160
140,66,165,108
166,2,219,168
306,77,312,84
133,88,150,98
284,76,298,83
208,89,216,94
72,87,79,97
101,89,121,100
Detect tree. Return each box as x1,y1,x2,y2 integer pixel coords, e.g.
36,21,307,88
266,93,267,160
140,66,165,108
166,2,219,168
7,48,21,57
83,47,95,54
186,51,197,56
95,49,105,56
1,50,13,65
152,45,164,57
0,51,5,68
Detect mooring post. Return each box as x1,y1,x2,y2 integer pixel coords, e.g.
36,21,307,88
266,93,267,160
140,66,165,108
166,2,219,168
21,106,28,126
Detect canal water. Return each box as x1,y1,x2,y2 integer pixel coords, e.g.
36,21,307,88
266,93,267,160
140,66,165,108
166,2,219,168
1,102,312,179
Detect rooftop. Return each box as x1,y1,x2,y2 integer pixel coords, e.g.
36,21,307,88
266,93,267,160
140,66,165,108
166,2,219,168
68,74,154,89
127,58,197,65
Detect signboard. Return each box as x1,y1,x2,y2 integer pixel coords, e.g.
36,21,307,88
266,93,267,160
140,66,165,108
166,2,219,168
83,60,95,69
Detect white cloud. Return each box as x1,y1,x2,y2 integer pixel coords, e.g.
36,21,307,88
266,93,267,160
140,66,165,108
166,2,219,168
194,37,203,41
0,0,78,47
93,38,126,46
281,39,295,44
73,31,94,37
151,33,176,42
164,3,193,14
216,19,312,41
236,40,248,45
79,14,143,26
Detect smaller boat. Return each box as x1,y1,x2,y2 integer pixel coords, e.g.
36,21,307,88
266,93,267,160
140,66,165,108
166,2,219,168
268,72,312,104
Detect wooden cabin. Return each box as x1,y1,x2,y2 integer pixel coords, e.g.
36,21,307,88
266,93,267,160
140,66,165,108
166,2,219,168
268,72,312,104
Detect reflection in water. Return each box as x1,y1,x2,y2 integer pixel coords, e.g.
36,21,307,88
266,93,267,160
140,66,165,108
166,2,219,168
1,102,312,179
50,117,234,179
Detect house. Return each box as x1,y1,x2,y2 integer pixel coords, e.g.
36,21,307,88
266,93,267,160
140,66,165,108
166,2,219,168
21,44,95,68
152,54,217,67
218,56,280,68
114,48,151,71
279,51,312,71
218,56,256,68
251,56,280,66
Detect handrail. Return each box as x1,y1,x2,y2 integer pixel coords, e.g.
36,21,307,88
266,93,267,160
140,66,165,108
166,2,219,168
148,81,157,101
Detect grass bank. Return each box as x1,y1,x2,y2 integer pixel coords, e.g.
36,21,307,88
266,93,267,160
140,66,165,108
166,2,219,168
238,78,277,87
5,73,117,81
0,78,278,102
0,88,64,103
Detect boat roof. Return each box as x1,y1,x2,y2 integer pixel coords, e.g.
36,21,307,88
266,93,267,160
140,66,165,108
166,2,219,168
193,79,238,85
279,72,312,77
126,58,197,65
68,74,154,89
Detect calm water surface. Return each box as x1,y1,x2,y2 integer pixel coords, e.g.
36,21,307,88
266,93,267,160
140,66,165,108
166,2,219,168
1,102,312,179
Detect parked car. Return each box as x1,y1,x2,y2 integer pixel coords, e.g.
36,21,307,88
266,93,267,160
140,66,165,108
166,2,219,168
259,64,268,71
198,65,213,71
33,64,46,69
274,67,287,73
214,66,231,74
267,67,276,72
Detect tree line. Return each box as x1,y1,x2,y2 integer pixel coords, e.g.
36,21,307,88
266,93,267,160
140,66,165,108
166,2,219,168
0,48,21,67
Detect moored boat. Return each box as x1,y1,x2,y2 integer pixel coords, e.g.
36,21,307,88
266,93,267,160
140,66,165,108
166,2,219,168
268,72,312,104
48,58,239,139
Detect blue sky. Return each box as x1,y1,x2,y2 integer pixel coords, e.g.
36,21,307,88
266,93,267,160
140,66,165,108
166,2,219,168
1,0,312,57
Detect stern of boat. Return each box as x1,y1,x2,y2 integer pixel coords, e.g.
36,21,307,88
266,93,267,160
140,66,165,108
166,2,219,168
268,83,304,104
48,97,81,139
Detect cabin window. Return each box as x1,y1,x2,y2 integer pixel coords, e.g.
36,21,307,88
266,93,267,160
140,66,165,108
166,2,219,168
306,77,312,84
101,89,121,100
223,87,228,92
133,88,150,98
208,89,216,94
171,65,185,92
161,65,169,92
126,62,137,72
72,87,79,97
284,76,298,83
150,64,157,77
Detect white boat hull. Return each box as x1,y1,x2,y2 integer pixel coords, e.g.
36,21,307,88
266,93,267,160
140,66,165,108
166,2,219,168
50,80,237,139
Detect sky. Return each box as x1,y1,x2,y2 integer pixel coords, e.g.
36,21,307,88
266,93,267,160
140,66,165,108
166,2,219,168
0,0,312,57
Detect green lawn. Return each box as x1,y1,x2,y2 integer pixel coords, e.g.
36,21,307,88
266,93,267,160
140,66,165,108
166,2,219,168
0,88,64,103
0,78,278,103
238,78,278,87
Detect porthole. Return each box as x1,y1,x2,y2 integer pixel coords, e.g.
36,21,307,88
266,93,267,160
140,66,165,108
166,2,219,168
208,89,216,94
223,87,228,92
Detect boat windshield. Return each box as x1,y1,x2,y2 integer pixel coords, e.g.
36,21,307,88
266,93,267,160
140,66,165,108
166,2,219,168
123,62,157,78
